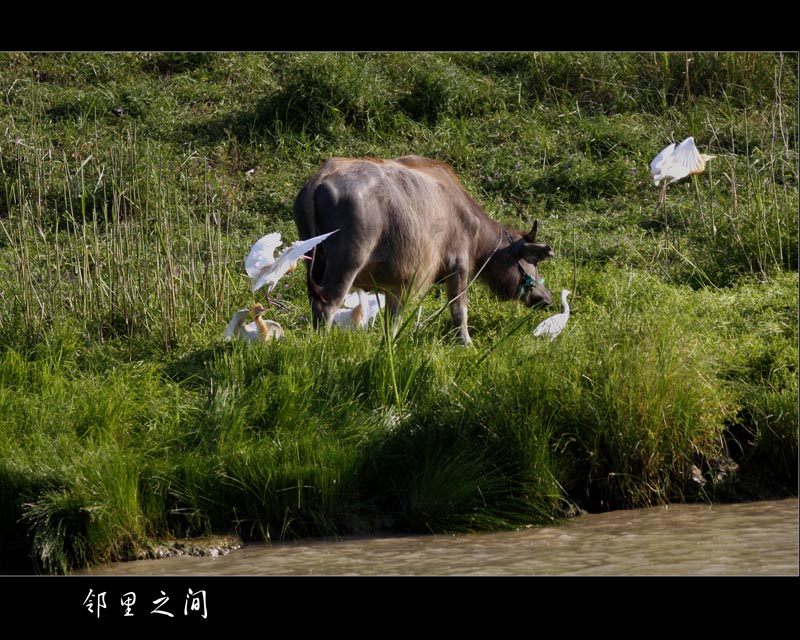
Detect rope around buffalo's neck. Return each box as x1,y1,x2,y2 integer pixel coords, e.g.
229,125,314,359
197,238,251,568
503,230,545,298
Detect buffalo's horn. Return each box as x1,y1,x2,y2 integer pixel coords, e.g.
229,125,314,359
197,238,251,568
523,219,539,243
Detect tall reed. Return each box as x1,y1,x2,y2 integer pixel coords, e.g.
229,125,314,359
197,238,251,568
1,120,231,349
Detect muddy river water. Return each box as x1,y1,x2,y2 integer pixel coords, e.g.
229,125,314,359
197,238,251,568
77,497,798,576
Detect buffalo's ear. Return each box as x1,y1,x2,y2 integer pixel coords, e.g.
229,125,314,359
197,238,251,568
519,242,555,264
523,219,539,243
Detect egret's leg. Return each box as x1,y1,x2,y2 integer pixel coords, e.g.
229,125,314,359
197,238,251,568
653,182,667,214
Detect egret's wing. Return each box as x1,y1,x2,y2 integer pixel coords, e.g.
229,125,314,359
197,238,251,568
666,136,703,181
342,291,362,308
250,250,297,293
245,232,282,279
280,229,339,266
533,313,566,339
251,229,339,293
363,292,385,325
676,136,697,151
223,309,250,340
263,319,285,339
344,289,383,309
650,142,675,185
533,317,554,337
239,321,260,343
332,307,354,327
250,264,289,293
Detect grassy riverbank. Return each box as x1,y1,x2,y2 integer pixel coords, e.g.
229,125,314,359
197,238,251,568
0,52,797,574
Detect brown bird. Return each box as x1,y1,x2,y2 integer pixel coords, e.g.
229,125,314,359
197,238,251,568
223,303,285,344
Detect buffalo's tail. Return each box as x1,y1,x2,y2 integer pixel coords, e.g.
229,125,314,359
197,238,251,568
292,182,327,303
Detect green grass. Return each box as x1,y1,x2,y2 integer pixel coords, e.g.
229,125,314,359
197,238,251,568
0,52,796,573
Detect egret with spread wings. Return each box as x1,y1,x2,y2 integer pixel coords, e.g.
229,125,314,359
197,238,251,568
245,229,338,309
651,136,716,212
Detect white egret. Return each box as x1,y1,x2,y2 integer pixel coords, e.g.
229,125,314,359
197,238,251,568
332,289,386,330
533,289,571,340
223,303,285,344
245,229,339,306
650,136,716,211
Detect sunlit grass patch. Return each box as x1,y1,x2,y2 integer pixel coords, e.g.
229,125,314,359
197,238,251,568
0,51,795,572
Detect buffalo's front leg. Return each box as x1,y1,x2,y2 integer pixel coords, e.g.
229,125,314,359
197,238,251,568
445,271,472,345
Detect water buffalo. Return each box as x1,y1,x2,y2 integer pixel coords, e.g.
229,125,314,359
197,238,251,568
293,155,554,344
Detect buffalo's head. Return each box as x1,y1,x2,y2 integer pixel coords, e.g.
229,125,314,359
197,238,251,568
507,220,554,308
